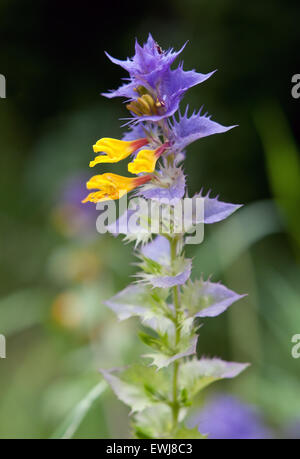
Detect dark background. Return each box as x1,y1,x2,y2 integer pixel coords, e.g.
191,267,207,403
0,0,300,438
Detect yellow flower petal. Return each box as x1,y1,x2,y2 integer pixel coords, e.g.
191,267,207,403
128,149,158,174
82,173,151,204
90,137,148,167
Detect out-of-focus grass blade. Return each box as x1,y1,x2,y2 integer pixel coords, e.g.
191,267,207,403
193,200,282,277
253,102,300,250
51,381,107,439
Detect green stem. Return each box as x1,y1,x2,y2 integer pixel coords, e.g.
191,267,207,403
170,237,181,431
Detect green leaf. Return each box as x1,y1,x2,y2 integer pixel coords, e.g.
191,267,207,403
51,381,107,439
105,284,172,333
181,279,245,319
139,331,167,352
143,336,197,370
140,307,198,370
101,365,169,413
133,404,206,439
132,404,173,439
179,388,190,406
137,254,192,287
179,358,249,398
181,279,214,312
144,384,168,403
173,426,207,439
138,255,164,275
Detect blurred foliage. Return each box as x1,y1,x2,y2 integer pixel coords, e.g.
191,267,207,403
0,0,300,438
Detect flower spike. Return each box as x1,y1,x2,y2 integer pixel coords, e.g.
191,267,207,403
81,35,247,440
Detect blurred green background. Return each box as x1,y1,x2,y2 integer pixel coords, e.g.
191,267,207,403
0,0,300,438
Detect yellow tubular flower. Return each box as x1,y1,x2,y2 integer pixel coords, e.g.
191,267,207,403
90,137,148,167
128,149,158,174
128,144,169,174
82,173,151,204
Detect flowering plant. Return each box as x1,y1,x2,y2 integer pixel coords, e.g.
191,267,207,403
83,35,249,439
